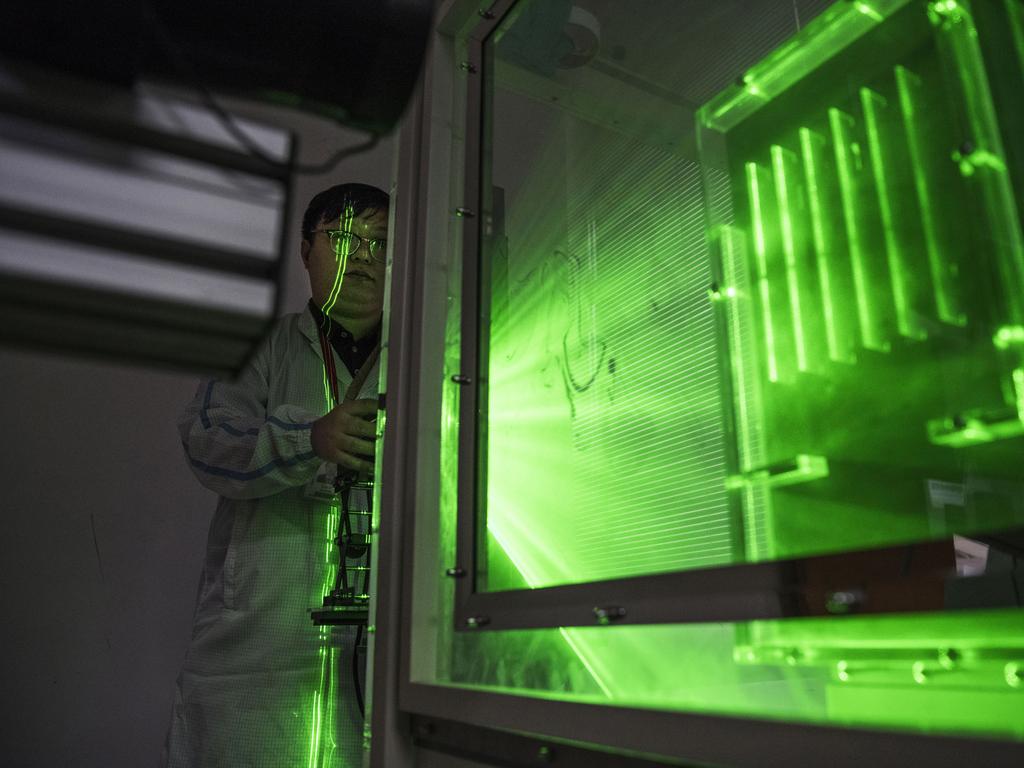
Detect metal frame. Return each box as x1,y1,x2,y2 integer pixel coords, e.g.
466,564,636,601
400,683,1024,768
446,0,1024,634
365,1,1024,766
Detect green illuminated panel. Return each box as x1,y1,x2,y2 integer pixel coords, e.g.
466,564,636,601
860,87,927,340
799,127,858,363
440,609,1024,741
894,65,966,326
829,107,893,353
772,144,828,372
424,0,1024,750
704,0,914,132
930,0,1024,324
746,161,787,381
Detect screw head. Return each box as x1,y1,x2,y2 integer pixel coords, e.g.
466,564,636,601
825,589,863,614
593,605,626,625
1005,662,1023,688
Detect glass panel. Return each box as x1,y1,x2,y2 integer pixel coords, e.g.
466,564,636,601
412,0,1024,744
474,0,810,591
472,0,1024,594
437,607,1024,741
698,0,1024,563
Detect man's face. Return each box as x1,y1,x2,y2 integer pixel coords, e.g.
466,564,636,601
302,208,388,321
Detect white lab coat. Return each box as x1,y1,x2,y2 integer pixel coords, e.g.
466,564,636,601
165,308,377,768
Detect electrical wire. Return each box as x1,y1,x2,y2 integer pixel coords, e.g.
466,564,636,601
142,2,380,175
353,623,366,717
352,481,374,717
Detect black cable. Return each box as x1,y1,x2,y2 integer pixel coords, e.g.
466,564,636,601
142,3,380,176
352,623,365,717
352,482,373,717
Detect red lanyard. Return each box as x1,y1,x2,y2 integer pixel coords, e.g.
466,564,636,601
316,324,341,407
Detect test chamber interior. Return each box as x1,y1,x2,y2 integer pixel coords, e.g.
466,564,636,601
375,1,1024,764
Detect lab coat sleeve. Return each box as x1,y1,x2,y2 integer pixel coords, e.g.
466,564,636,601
178,339,322,500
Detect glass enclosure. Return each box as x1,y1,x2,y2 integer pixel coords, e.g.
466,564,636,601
414,0,1024,743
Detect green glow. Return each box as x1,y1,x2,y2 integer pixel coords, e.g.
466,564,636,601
1008,0,1024,78
855,3,884,23
771,145,810,371
430,0,1024,747
305,204,358,768
860,87,923,341
931,0,1024,323
702,0,912,131
746,161,780,381
1014,368,1024,421
829,107,888,352
894,65,966,326
726,454,829,490
321,205,356,324
799,127,852,363
994,325,1024,350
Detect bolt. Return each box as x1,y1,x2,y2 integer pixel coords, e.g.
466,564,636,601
593,605,626,625
478,9,496,19
415,721,435,738
537,744,555,762
825,589,863,614
1005,662,1023,688
451,374,472,385
460,61,478,74
959,140,975,156
455,207,476,218
445,566,466,578
937,647,960,670
466,615,491,628
836,660,851,682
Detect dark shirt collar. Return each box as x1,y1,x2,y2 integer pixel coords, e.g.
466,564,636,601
307,300,380,378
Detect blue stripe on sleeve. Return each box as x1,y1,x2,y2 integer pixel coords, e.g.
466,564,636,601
268,416,313,431
200,381,214,429
220,423,261,437
184,443,318,481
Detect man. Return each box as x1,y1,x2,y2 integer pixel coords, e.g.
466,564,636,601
165,183,390,767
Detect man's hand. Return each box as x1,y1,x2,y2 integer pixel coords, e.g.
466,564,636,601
310,398,378,473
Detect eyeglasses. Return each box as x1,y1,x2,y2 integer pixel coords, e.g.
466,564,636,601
314,229,387,262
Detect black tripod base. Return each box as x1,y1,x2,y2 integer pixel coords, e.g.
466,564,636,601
311,605,369,626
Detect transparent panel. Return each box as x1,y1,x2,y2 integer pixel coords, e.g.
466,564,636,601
412,0,1024,743
474,0,1024,589
698,0,1024,562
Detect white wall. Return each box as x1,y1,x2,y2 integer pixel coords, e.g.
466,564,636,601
0,92,394,767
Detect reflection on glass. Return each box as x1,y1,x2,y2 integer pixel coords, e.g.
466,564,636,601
422,0,1024,745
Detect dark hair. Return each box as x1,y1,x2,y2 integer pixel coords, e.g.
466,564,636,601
301,183,389,241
